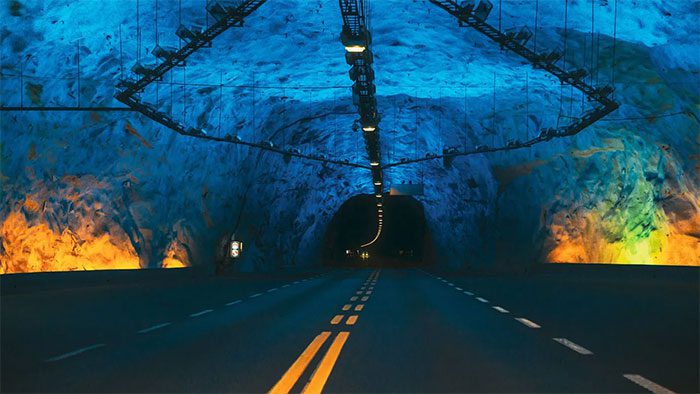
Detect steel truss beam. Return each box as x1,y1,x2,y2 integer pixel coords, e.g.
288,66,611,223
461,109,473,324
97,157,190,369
339,0,384,246
120,95,370,169
414,0,620,168
114,0,364,169
115,0,267,102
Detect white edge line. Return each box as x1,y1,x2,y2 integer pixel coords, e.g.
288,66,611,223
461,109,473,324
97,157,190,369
623,374,676,394
190,309,213,317
45,343,106,362
552,338,593,355
137,322,172,334
226,300,242,306
250,293,262,298
267,288,278,292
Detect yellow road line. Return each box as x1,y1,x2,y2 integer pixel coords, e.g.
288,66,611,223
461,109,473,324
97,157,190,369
330,315,344,325
346,315,358,325
269,332,331,394
354,304,364,311
302,332,350,394
342,304,351,311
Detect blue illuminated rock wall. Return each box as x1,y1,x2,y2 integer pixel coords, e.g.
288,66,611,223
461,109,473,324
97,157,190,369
1,0,698,272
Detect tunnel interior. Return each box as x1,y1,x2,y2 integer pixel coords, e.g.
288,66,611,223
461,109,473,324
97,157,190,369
323,195,432,267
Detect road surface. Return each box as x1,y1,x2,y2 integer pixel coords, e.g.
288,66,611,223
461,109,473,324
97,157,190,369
2,267,698,393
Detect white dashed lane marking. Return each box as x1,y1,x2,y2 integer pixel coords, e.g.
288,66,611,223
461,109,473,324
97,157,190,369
45,344,106,362
137,322,172,334
476,297,489,303
623,374,675,394
492,306,509,313
250,293,262,298
226,300,242,306
515,317,541,329
190,309,213,318
553,338,593,355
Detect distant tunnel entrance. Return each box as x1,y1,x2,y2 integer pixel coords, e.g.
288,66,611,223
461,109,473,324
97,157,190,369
323,194,433,267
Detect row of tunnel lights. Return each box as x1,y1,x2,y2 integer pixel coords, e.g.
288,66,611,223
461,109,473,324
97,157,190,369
341,10,384,248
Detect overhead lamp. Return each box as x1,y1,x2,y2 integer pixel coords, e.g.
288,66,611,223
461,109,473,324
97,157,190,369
378,209,383,213
370,161,379,166
375,193,382,198
362,125,376,132
374,181,381,186
345,45,366,53
377,203,383,207
340,26,371,53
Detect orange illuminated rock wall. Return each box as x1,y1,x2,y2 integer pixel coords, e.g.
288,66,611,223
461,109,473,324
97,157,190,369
0,175,188,274
542,141,700,266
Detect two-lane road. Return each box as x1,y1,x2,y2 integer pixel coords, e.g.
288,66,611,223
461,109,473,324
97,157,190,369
2,267,697,393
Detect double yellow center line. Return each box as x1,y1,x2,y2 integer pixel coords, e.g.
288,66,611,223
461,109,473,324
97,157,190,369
269,270,380,394
269,331,350,394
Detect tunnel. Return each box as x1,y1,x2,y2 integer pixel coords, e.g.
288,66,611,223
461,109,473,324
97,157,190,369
1,0,699,392
323,194,433,267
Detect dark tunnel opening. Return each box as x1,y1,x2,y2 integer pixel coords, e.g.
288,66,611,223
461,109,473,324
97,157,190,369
322,194,434,267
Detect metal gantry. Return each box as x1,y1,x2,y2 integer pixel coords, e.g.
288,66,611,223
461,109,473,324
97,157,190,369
382,0,620,169
115,0,368,169
339,0,384,247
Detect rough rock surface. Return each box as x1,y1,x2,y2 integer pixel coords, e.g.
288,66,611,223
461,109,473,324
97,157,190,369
1,0,698,272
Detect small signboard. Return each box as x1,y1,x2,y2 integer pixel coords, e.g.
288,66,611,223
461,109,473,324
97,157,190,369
390,183,424,196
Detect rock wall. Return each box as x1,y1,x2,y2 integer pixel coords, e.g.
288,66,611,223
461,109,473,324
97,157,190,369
1,0,698,272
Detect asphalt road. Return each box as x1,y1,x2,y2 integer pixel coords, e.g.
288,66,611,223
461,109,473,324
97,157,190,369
1,267,698,393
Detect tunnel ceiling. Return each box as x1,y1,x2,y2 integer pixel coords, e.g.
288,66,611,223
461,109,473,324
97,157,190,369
1,0,699,273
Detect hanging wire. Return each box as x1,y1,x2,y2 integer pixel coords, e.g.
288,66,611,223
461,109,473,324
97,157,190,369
525,71,529,141
562,0,569,71
155,0,159,45
557,0,569,128
414,87,418,160
498,0,502,32
596,32,601,85
178,0,182,49
492,72,496,145
463,85,467,151
182,64,187,122
136,0,141,62
590,0,595,86
76,39,81,107
611,0,618,97
534,0,539,53
218,71,223,134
